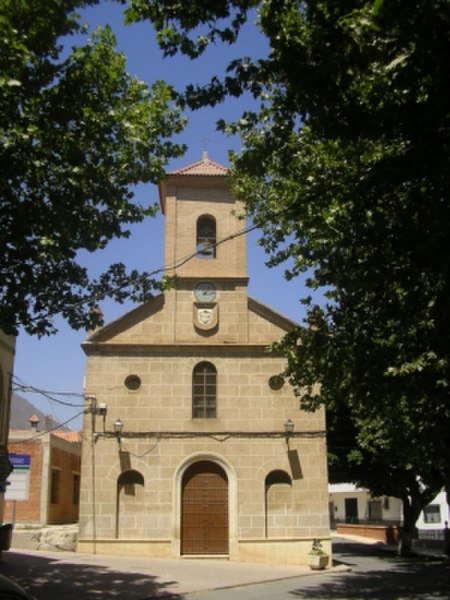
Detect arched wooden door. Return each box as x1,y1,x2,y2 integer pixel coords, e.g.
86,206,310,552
181,460,229,555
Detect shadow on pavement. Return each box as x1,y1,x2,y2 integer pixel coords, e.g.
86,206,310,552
0,551,184,600
290,564,450,599
291,540,450,599
333,539,447,563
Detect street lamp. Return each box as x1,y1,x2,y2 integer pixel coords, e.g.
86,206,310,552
284,418,295,443
113,418,123,443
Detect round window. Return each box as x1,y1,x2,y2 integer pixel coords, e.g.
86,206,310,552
125,374,141,390
268,375,284,391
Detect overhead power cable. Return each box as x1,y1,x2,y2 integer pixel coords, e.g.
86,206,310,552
12,222,267,407
74,221,259,307
26,219,261,328
12,375,85,408
13,409,85,443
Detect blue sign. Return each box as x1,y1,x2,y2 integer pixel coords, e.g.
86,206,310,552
6,454,31,500
9,454,31,469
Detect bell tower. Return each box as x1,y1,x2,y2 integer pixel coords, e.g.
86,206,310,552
158,153,249,341
159,152,247,280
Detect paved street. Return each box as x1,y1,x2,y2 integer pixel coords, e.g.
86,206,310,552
0,547,308,599
0,537,448,600
187,539,450,600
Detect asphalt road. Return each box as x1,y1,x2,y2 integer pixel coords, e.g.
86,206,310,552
186,539,450,600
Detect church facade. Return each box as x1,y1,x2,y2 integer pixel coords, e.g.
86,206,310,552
77,154,330,564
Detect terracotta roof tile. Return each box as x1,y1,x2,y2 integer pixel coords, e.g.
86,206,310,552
53,431,82,443
168,152,228,176
9,429,33,433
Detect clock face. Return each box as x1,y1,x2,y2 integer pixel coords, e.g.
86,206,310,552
194,282,217,302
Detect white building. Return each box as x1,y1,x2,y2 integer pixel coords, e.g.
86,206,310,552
329,483,449,544
416,490,450,534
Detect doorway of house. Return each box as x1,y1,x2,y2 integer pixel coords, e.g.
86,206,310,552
368,499,382,521
345,497,359,523
181,460,229,555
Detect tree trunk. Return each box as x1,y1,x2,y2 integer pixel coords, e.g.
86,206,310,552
398,497,414,556
398,491,424,556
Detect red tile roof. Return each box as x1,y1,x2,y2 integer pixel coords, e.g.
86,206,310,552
53,431,82,443
168,152,228,176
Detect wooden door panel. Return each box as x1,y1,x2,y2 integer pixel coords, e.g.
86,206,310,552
181,461,228,554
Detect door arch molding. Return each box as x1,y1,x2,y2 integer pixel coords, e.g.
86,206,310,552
173,453,237,557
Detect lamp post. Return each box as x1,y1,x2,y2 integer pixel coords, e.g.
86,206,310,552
284,419,295,444
113,418,123,443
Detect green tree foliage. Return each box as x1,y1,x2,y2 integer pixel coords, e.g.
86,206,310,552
0,0,186,336
129,0,450,550
126,0,258,58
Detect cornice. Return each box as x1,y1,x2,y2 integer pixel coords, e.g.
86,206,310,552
248,297,299,331
81,342,284,358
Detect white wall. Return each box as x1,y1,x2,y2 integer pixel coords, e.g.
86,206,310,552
416,490,450,530
328,484,402,524
329,484,450,533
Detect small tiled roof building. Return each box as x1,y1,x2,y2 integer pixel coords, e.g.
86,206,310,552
77,154,330,565
4,429,81,525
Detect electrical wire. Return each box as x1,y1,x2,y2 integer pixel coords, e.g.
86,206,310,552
11,409,85,443
69,220,259,310
24,219,261,328
11,220,265,424
120,437,160,458
12,376,85,408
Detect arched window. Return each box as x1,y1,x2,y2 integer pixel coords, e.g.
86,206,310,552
192,362,217,418
196,215,216,258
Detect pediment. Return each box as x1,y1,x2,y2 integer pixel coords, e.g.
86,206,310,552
246,297,298,344
82,292,299,352
85,294,165,344
248,297,297,332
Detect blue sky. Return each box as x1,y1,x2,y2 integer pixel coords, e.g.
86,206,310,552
12,2,311,429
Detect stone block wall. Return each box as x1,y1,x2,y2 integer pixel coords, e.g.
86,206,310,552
78,345,330,564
